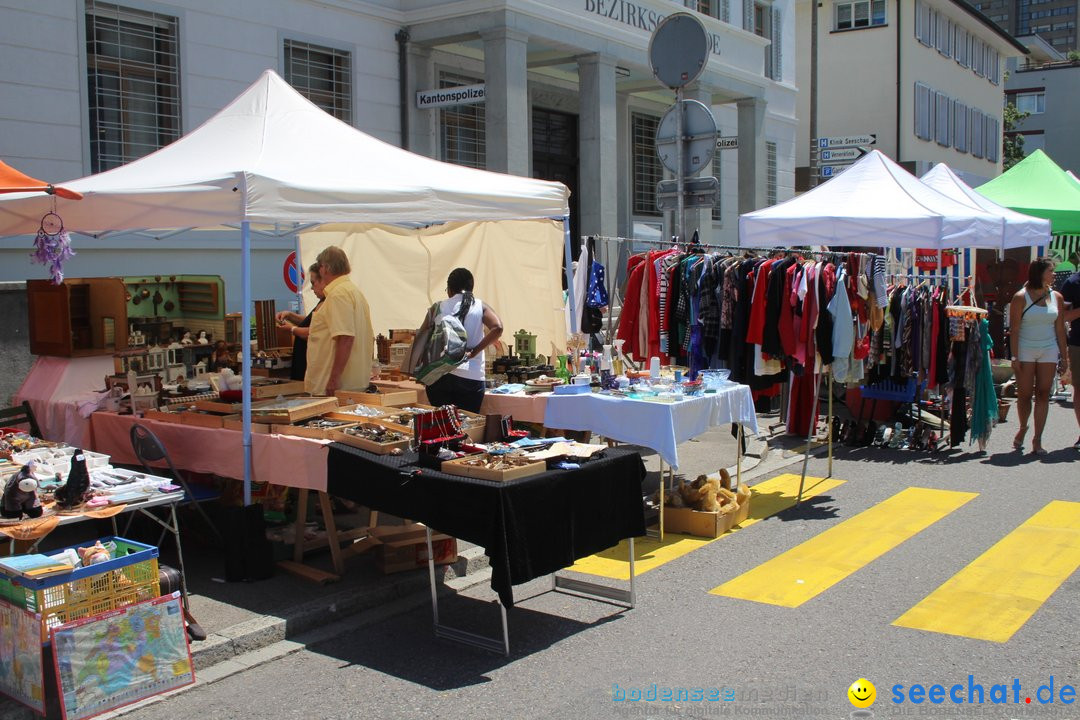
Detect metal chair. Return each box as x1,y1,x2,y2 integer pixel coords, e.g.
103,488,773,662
129,423,223,546
0,401,42,437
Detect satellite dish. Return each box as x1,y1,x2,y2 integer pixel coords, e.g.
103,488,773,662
648,13,710,89
655,100,718,176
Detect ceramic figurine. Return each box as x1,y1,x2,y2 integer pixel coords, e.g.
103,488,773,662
55,452,92,509
197,331,209,345
181,332,194,346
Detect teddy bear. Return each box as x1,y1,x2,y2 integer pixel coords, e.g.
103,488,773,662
77,540,111,566
1,463,43,519
686,475,723,512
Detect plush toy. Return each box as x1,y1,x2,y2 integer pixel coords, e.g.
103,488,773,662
1,463,43,519
77,540,111,566
718,468,733,491
55,451,92,509
684,475,722,512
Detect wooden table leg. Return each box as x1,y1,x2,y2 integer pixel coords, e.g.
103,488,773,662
292,488,309,564
318,491,345,576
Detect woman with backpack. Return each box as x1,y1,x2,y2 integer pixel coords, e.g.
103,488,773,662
1009,258,1070,455
422,268,503,413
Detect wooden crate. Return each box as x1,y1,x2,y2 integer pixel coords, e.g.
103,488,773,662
193,399,239,414
369,523,456,575
322,404,391,423
249,378,306,398
336,389,417,407
377,404,485,443
271,419,359,439
328,425,411,454
142,408,185,424
441,453,547,482
180,410,229,429
249,396,339,423
222,415,273,434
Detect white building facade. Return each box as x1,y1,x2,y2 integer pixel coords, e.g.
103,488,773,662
0,0,796,310
794,0,1027,188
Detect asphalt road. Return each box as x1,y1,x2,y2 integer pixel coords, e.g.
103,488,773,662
122,394,1080,720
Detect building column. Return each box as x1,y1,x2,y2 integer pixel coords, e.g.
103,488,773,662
737,97,767,215
481,28,530,175
578,54,618,240
406,45,435,158
615,92,630,239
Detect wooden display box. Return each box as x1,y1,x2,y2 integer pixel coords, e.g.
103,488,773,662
222,415,272,433
179,409,230,429
249,396,338,423
249,378,306,398
271,419,359,440
663,487,752,539
441,453,547,482
142,407,186,424
369,523,457,575
193,399,240,414
336,389,418,407
328,424,411,454
322,404,391,423
378,404,486,443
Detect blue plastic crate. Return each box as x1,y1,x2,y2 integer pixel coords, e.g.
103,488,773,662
1,536,157,592
858,378,926,402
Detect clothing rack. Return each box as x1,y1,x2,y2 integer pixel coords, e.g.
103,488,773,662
590,235,875,261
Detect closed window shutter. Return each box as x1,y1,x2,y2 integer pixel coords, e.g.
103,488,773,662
744,0,754,31
771,7,782,80
722,0,730,23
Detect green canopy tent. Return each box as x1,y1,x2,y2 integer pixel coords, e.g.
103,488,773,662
976,149,1080,235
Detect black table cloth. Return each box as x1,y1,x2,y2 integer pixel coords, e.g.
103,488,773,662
326,445,647,607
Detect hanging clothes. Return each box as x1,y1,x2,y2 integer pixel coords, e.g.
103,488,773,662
969,318,997,447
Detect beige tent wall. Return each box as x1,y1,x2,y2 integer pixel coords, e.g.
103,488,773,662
299,219,567,359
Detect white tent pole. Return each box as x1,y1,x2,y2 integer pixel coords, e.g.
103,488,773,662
563,216,577,335
241,220,253,507
294,232,304,313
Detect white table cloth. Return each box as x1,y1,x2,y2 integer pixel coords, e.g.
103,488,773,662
542,384,758,468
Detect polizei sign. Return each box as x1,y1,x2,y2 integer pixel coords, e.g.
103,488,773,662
416,84,486,109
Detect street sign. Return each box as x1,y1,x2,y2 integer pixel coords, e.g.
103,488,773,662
716,136,738,150
656,177,719,210
283,251,304,293
655,99,717,176
649,13,710,89
816,134,876,149
819,147,868,164
819,163,854,178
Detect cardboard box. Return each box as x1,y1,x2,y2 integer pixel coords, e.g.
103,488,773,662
662,487,753,539
369,523,457,574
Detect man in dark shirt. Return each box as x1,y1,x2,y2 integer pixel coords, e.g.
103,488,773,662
1061,269,1080,450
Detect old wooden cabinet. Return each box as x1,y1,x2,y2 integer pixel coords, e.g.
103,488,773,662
27,278,128,356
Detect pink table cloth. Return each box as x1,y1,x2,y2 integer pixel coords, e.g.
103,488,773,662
14,355,115,448
90,412,329,492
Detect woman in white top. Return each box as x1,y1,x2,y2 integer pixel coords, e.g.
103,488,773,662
424,268,503,413
1010,258,1070,455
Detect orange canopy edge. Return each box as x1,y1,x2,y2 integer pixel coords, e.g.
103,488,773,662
0,158,82,200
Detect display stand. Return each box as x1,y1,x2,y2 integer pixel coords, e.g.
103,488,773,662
424,526,635,656
276,489,380,584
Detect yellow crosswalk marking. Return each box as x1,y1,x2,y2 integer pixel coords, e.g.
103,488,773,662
893,500,1080,642
710,487,977,607
567,474,845,580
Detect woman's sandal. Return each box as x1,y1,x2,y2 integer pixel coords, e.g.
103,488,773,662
1013,427,1028,451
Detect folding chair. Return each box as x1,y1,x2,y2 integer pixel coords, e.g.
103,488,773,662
129,423,224,546
0,401,42,437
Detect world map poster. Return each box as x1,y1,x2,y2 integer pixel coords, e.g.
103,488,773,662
0,599,45,714
51,592,194,720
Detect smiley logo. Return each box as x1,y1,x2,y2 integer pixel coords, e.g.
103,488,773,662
848,678,876,708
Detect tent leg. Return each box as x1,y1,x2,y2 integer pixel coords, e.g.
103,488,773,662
241,220,252,507
563,216,577,335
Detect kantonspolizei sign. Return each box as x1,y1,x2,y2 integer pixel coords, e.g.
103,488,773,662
416,84,486,109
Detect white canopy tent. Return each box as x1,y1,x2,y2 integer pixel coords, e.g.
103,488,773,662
0,69,571,504
738,150,1004,249
919,163,1051,249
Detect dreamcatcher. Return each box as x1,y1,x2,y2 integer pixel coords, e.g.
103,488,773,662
30,211,75,284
